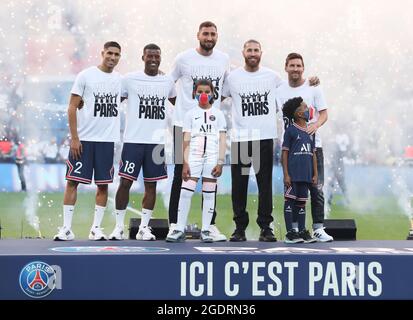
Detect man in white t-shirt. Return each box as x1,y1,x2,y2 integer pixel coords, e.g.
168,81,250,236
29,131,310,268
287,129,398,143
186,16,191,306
275,52,333,242
168,21,230,241
54,41,122,241
108,43,176,241
223,39,282,242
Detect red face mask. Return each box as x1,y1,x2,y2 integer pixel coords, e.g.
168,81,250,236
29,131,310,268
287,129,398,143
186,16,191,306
196,93,212,106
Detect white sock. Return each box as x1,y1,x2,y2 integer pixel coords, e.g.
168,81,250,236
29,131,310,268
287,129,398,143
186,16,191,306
63,205,74,229
115,209,126,228
140,208,153,228
202,191,215,232
92,205,106,229
176,188,194,232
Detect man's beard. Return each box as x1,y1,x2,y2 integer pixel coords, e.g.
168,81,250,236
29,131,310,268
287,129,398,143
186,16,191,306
245,56,261,68
200,41,216,52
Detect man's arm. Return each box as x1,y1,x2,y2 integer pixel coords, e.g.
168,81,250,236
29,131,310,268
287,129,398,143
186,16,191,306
307,109,328,135
67,94,83,160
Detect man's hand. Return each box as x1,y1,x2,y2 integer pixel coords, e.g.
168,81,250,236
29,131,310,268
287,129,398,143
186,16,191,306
70,137,82,160
211,164,223,178
182,163,191,181
308,76,320,86
312,174,318,186
306,122,319,135
284,174,292,188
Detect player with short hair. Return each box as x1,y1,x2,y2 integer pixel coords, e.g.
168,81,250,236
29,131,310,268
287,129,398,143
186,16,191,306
108,43,176,241
223,39,281,242
54,41,122,241
167,21,230,241
166,79,227,243
276,52,333,242
282,97,318,243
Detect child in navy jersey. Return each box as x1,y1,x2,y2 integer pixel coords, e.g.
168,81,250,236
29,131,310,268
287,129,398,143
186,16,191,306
282,97,318,243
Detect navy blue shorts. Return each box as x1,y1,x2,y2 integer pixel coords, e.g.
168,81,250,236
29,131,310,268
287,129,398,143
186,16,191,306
119,143,167,182
284,182,311,202
66,141,114,185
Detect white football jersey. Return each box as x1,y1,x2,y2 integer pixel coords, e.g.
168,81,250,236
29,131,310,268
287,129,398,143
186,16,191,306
170,48,230,127
71,66,121,142
275,79,327,148
222,66,283,142
121,71,176,144
183,105,227,158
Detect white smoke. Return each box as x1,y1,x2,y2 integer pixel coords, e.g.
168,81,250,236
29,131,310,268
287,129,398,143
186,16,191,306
23,191,42,237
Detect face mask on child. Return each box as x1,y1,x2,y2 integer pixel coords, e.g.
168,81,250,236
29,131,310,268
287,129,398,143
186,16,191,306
195,93,213,106
302,109,310,121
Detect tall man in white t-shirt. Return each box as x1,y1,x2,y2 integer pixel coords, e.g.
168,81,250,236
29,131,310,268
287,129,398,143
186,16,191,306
108,44,176,241
275,52,333,242
168,21,230,241
54,41,122,241
223,40,282,242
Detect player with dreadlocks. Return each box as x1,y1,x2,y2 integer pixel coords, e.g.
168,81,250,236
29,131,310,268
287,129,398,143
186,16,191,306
281,97,318,243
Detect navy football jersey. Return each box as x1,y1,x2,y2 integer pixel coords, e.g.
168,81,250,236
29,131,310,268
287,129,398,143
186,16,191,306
282,123,315,182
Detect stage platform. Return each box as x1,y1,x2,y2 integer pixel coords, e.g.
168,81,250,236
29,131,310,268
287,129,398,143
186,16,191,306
1,239,413,300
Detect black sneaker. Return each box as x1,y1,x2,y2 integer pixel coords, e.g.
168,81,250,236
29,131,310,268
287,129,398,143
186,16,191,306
284,230,304,244
229,229,246,242
259,228,277,242
299,229,317,243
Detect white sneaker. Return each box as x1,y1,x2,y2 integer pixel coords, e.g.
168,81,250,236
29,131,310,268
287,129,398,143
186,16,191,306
313,227,334,242
109,226,125,240
200,230,214,243
136,226,156,241
167,223,177,238
166,229,185,243
53,226,75,241
209,224,227,242
89,227,108,241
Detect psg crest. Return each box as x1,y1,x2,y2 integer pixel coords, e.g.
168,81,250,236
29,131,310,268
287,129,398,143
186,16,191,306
19,261,56,298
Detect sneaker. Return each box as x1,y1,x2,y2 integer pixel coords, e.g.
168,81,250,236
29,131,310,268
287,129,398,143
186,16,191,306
200,230,214,243
108,226,125,240
166,230,185,243
208,224,227,242
88,227,107,241
167,223,177,238
53,226,75,241
136,226,156,241
284,230,304,244
299,229,317,243
313,227,334,242
229,229,246,242
259,228,277,242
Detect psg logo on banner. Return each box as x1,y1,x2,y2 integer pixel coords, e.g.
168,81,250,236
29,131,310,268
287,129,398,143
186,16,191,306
19,261,56,299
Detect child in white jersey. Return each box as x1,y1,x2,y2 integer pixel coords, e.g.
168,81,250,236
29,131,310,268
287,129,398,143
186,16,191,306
166,79,227,242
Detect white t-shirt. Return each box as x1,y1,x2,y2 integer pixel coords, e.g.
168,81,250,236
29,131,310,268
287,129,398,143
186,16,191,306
170,48,230,127
183,105,227,157
121,71,176,144
275,79,327,148
222,66,283,142
71,66,121,142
